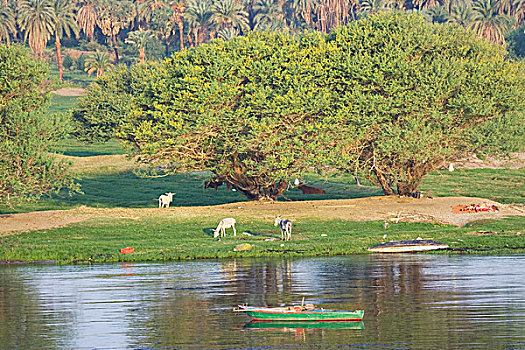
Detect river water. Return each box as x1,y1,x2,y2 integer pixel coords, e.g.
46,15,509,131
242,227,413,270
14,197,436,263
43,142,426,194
0,255,524,349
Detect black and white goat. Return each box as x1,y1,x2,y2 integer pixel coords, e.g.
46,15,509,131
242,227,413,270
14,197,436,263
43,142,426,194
275,216,292,241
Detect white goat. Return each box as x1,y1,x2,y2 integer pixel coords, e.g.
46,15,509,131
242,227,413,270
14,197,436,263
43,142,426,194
214,218,237,238
275,216,292,241
158,192,174,208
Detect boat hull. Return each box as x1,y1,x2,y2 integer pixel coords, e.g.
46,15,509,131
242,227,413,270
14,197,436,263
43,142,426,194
368,240,449,253
244,321,364,330
240,307,364,322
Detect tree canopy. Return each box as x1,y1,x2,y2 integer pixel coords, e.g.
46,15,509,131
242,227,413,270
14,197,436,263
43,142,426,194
0,44,77,204
73,13,525,199
325,13,525,195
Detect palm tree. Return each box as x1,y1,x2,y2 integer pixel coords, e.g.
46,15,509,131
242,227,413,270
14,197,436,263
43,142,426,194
496,0,513,15
97,0,134,62
449,0,473,27
77,0,97,41
253,0,285,30
53,0,79,81
515,0,525,26
210,0,249,36
216,26,238,40
469,0,512,45
0,1,16,44
358,0,388,16
324,0,352,29
291,0,318,28
170,1,186,51
424,4,452,23
17,0,56,57
151,6,176,55
85,50,113,77
137,0,166,25
185,0,212,45
125,29,153,62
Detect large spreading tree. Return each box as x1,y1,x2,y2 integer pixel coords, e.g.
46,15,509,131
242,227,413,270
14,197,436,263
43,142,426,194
325,13,525,195
73,13,524,199
74,32,349,200
0,44,77,204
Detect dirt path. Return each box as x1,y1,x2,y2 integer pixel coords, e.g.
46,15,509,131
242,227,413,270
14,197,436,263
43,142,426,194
1,196,522,236
51,87,86,97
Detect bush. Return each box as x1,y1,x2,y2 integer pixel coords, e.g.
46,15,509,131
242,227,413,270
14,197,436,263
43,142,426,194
63,54,73,69
0,44,78,204
76,53,86,71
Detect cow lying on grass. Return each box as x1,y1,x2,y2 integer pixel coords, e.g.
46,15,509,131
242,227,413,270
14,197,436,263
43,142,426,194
297,184,325,194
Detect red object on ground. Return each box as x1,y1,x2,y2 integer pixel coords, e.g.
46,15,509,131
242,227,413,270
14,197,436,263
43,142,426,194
120,247,134,254
452,203,498,214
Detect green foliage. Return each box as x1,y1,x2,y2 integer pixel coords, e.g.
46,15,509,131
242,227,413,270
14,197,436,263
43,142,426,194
72,64,136,142
326,13,525,195
62,53,73,69
506,26,525,60
73,13,525,199
0,44,77,204
0,216,523,264
419,168,525,204
75,53,86,70
84,50,114,77
75,32,349,200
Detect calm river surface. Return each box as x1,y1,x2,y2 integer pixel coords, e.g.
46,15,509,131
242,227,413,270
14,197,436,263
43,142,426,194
1,255,524,349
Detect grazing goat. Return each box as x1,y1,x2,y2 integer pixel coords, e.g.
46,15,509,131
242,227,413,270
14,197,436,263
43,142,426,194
275,216,292,241
204,180,231,192
297,184,326,194
214,218,237,238
158,192,174,208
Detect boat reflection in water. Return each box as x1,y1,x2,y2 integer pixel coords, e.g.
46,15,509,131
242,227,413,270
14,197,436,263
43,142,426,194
244,320,364,330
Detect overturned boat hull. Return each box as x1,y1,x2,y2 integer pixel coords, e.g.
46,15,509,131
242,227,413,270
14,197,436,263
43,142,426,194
368,239,449,253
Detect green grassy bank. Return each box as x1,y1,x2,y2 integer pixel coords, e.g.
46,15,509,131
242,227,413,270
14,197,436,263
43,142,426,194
2,95,523,263
1,168,523,214
1,216,523,264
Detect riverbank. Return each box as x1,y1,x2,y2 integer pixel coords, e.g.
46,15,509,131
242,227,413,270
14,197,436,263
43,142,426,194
1,196,523,264
1,196,523,235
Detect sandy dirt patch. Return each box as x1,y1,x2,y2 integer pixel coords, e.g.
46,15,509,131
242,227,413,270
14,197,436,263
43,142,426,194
1,196,523,236
58,154,137,174
52,87,87,97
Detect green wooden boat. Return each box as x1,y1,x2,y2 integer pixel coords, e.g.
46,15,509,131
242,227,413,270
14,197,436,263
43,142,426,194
233,304,364,322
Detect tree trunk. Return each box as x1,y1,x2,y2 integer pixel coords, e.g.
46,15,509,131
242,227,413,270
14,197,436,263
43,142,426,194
139,48,145,62
112,33,119,63
55,37,64,82
218,174,287,201
165,40,170,57
178,21,184,51
396,169,425,196
373,169,395,195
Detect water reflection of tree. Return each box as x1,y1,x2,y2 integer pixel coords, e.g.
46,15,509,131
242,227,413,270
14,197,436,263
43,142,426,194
0,268,65,349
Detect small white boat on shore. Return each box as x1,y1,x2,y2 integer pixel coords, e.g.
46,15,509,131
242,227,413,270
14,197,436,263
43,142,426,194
368,239,449,253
